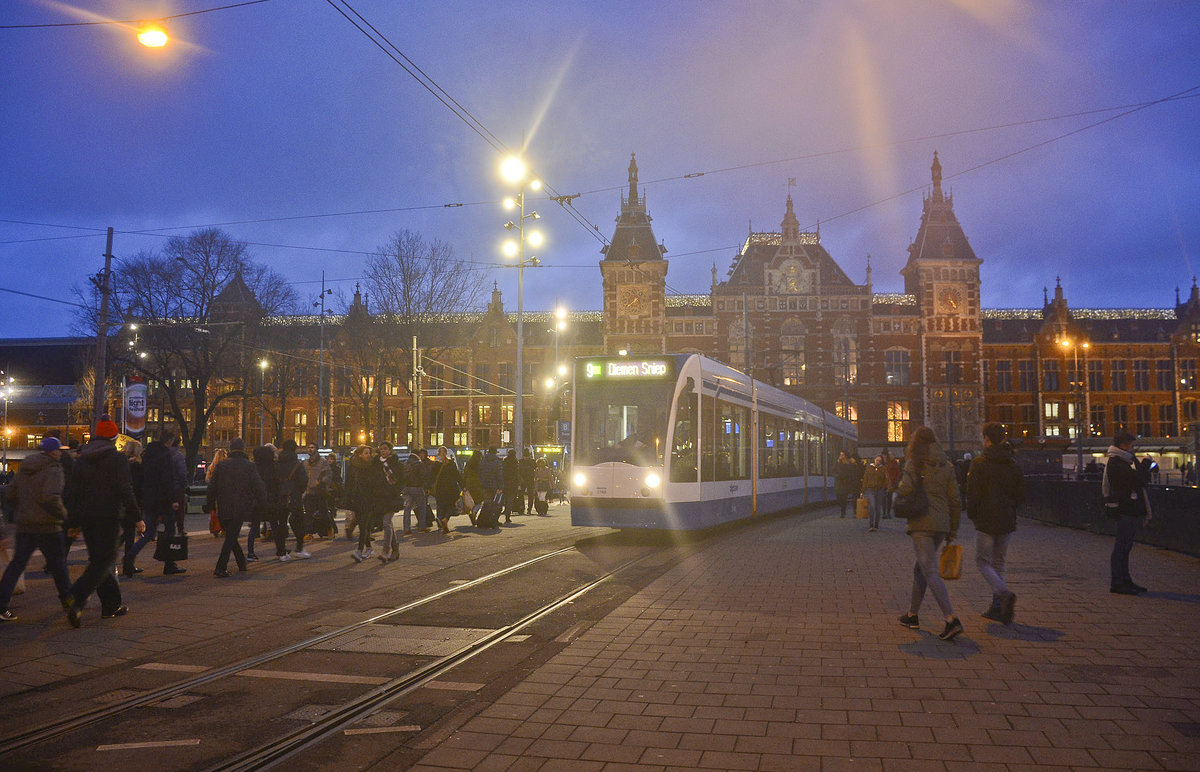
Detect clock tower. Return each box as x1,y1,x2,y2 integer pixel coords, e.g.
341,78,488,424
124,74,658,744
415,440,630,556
601,154,668,354
900,152,984,450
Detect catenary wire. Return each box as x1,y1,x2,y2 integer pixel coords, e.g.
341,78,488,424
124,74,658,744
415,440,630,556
0,0,274,29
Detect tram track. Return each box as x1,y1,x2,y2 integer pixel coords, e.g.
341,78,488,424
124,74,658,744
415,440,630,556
208,553,646,772
0,545,579,758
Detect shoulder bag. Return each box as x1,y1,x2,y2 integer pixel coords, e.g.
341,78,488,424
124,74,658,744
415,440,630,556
893,468,929,520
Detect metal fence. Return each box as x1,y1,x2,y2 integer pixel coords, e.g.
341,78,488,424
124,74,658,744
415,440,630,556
1021,478,1200,557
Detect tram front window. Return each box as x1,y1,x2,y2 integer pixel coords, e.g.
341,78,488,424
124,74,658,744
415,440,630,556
575,385,670,467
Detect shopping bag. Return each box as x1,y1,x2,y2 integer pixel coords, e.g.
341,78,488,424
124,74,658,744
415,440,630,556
855,495,869,519
154,533,189,562
939,542,962,580
460,490,474,512
208,511,222,536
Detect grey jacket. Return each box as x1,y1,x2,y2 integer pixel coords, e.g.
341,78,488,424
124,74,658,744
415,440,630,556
6,452,67,534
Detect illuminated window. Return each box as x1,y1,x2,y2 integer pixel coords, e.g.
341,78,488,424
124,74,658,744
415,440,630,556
885,350,911,386
477,404,493,424
886,400,909,443
1044,402,1060,419
835,401,857,424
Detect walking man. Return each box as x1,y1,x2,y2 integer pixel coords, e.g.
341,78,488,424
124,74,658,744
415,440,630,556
0,437,72,622
63,416,144,627
1103,431,1152,595
205,438,266,577
966,422,1024,624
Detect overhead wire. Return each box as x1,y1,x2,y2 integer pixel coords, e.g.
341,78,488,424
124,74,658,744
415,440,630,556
0,0,275,29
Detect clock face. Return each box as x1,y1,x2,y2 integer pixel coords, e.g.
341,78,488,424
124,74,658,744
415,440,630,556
937,286,963,313
619,286,647,316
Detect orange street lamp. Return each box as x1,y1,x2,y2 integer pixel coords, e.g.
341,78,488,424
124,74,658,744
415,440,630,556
137,22,169,48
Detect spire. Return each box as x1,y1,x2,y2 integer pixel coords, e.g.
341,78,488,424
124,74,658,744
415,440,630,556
711,262,718,292
781,194,800,242
353,282,362,307
490,282,503,313
931,150,943,201
627,153,639,206
865,254,873,288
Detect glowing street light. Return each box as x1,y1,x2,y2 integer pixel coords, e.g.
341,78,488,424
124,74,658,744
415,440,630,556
498,153,544,454
137,22,169,48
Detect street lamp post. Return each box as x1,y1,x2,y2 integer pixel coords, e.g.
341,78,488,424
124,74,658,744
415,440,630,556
258,359,269,446
1060,338,1089,478
552,306,568,444
500,156,544,455
314,275,333,448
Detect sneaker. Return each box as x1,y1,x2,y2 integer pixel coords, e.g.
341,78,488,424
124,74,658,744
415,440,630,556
246,554,259,562
898,613,919,629
1110,583,1140,595
293,550,312,559
0,609,17,622
938,617,964,641
101,605,129,619
361,548,374,560
65,596,81,629
213,569,233,578
278,553,293,563
1000,592,1017,625
351,550,363,563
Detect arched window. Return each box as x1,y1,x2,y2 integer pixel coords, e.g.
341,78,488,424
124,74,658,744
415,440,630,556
832,320,857,384
779,320,806,386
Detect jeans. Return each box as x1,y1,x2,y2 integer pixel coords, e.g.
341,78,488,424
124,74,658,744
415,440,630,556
866,489,886,528
356,510,378,553
975,531,1012,602
402,487,427,531
70,518,124,614
0,532,71,609
909,532,955,619
378,510,397,554
1111,515,1140,585
126,506,180,568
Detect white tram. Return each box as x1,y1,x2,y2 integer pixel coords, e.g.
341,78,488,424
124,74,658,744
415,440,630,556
569,354,857,530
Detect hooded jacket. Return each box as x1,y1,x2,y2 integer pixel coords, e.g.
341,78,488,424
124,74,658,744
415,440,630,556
897,443,960,535
1102,445,1148,519
966,441,1025,536
64,437,141,528
6,451,67,534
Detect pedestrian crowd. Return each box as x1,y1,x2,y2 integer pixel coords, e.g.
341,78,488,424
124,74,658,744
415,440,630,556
0,424,561,627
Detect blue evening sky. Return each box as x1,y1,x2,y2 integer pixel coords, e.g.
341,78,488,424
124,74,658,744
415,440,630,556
2,0,1199,339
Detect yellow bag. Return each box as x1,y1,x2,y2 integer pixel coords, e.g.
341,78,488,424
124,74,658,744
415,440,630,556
939,543,963,580
855,495,869,519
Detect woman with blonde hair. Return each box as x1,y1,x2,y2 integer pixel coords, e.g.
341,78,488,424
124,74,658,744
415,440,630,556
119,439,145,577
896,426,964,641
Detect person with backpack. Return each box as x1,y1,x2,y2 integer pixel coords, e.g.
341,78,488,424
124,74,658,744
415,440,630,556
0,437,72,622
63,417,144,627
966,422,1025,624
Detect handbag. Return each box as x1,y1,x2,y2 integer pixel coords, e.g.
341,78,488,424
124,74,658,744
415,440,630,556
208,510,222,536
855,495,869,519
154,532,189,562
893,470,929,520
460,489,475,512
939,542,963,580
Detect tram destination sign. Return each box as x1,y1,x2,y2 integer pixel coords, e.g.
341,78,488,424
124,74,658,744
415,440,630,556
580,357,674,381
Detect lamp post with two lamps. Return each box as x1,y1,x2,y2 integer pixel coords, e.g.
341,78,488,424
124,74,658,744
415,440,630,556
1059,337,1090,478
258,359,270,446
313,277,333,448
499,156,545,455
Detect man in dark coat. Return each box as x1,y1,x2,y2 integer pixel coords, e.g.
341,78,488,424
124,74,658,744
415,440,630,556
205,438,267,577
833,452,856,518
63,417,144,627
127,430,188,576
1103,431,1151,595
0,436,72,621
966,423,1025,624
402,450,429,533
517,449,536,516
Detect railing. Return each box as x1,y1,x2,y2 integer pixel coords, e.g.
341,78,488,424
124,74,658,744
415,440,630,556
1021,478,1200,557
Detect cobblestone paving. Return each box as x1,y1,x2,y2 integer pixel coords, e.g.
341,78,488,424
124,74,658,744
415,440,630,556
414,511,1200,771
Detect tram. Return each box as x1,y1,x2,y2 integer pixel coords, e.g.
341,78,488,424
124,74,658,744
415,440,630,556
570,354,856,530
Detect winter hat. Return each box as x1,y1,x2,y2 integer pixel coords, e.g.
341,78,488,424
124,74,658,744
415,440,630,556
39,436,62,453
95,414,120,439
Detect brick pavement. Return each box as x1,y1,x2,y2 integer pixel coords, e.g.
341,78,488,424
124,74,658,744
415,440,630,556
413,510,1200,771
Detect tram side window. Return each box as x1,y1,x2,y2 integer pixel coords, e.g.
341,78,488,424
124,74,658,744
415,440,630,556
701,395,718,482
670,382,698,482
760,416,777,479
787,421,803,476
728,402,751,480
808,428,825,476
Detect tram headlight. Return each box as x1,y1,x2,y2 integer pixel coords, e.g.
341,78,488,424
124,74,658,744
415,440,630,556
644,472,661,488
573,472,587,488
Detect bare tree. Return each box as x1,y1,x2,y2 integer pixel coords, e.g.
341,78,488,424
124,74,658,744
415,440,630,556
75,228,296,465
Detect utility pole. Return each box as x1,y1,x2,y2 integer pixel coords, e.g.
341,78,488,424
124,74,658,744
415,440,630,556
412,336,423,447
91,227,114,427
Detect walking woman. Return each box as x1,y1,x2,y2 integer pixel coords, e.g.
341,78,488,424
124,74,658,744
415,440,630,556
431,447,461,535
347,445,383,562
896,426,964,641
253,444,288,562
861,455,888,532
277,440,310,560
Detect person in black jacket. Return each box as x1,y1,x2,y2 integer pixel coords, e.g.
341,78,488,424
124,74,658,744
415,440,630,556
966,423,1025,624
205,438,267,577
347,446,385,562
63,417,144,627
253,444,288,561
126,430,187,576
431,446,461,534
1103,431,1151,595
375,443,405,561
